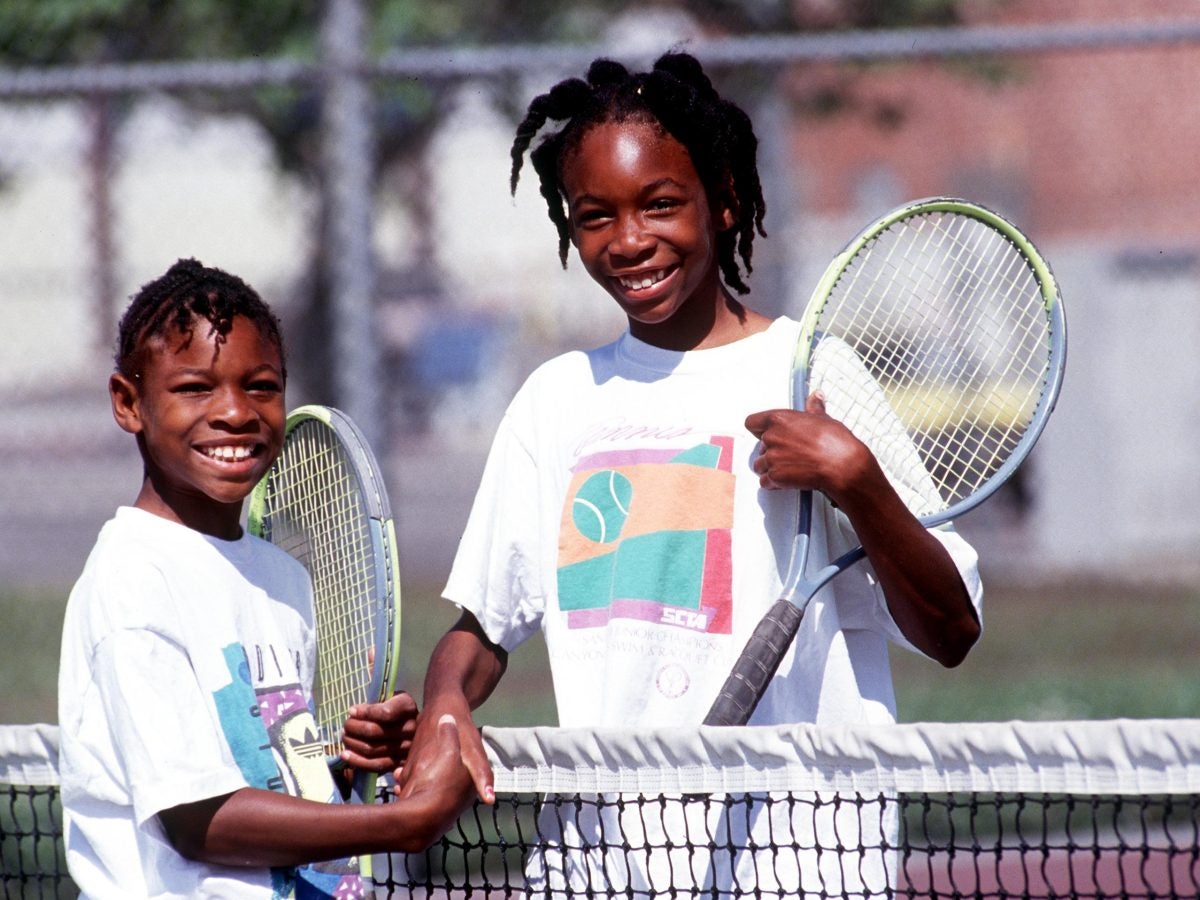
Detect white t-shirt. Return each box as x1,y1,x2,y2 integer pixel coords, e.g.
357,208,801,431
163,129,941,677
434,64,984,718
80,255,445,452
446,317,982,729
58,507,366,899
446,317,983,897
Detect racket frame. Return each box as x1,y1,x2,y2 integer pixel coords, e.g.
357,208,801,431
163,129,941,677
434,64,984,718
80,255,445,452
796,197,1066,526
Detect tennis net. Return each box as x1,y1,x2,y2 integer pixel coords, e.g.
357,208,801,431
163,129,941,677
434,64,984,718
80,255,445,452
4,719,1198,898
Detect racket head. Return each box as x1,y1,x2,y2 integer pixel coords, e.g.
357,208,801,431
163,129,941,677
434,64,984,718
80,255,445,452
795,197,1067,525
247,405,401,786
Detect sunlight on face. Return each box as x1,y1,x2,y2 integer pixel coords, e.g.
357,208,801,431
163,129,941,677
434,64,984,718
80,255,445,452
612,128,645,171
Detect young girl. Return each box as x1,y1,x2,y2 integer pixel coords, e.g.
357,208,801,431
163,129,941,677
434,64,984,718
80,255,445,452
57,259,473,899
406,52,983,895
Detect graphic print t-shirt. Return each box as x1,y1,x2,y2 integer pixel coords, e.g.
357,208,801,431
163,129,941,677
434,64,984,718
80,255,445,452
446,318,982,729
58,507,365,899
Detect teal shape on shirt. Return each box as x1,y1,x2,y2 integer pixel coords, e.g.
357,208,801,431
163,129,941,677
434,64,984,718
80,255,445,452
212,643,280,790
558,529,706,611
669,442,722,468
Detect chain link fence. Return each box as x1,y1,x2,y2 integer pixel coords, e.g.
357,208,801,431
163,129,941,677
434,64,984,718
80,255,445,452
2,1,1200,597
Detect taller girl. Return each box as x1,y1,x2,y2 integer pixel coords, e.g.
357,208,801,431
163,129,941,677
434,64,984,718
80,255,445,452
407,51,981,801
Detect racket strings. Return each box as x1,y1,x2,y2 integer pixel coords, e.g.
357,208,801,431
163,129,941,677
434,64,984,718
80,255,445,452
260,424,378,756
817,210,1054,512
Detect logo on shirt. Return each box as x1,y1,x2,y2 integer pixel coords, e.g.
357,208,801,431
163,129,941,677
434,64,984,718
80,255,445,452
557,437,735,634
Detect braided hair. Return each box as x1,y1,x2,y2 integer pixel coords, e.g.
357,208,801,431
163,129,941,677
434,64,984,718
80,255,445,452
115,258,285,379
510,52,766,295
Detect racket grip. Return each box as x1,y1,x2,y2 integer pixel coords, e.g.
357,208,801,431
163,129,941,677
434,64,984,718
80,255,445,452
703,598,804,727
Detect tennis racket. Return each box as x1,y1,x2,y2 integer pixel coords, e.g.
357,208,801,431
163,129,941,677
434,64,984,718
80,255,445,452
704,197,1067,727
247,404,401,804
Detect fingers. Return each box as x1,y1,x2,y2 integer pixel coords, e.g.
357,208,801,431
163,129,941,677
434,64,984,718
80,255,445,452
394,707,494,806
745,392,831,491
744,409,772,437
435,713,461,749
340,742,409,773
347,690,418,724
442,714,495,805
340,691,419,772
746,390,828,434
467,753,496,806
438,715,494,805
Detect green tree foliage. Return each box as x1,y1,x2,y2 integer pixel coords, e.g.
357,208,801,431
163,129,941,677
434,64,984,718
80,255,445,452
0,0,979,175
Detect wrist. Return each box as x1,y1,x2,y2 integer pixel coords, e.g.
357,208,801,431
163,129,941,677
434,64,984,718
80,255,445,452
822,437,879,509
416,691,472,726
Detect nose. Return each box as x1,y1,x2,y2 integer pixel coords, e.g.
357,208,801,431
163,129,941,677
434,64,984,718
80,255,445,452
211,386,258,430
608,212,654,261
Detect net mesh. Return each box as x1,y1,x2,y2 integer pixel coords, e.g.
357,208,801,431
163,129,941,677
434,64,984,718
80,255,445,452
252,418,381,759
812,208,1059,517
4,720,1198,899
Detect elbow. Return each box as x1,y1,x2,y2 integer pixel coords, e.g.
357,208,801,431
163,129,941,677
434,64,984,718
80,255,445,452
160,816,214,864
932,617,981,669
159,793,241,866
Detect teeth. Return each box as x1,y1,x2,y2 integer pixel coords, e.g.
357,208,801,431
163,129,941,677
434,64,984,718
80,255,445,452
618,270,667,291
203,445,255,462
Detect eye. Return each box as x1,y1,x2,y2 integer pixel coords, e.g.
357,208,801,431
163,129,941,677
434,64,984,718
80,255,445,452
571,205,612,230
575,213,607,229
647,196,681,214
172,381,211,394
247,378,283,396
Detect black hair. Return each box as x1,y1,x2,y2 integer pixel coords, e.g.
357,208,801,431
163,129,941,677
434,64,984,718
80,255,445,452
115,258,286,379
510,51,767,295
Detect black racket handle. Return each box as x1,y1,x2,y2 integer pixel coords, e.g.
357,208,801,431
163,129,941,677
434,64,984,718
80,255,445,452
703,598,804,726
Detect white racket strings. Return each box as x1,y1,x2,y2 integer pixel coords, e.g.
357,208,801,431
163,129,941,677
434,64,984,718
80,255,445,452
259,423,377,756
816,210,1054,513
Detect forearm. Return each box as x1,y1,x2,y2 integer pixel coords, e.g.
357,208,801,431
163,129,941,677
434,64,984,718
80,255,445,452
161,786,452,867
833,463,979,666
422,612,508,715
405,612,508,804
746,400,979,665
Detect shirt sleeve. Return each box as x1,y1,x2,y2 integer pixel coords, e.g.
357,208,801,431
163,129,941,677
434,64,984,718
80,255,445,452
443,402,547,653
94,626,249,826
829,508,983,655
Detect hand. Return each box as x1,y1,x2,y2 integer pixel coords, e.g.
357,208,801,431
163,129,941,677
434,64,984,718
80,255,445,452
399,702,495,806
746,391,872,501
386,714,477,853
340,691,418,774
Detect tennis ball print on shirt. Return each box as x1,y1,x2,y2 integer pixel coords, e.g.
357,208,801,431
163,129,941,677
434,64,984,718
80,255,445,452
557,436,734,634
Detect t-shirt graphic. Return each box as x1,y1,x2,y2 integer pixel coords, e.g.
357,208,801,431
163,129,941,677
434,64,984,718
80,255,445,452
213,643,366,899
558,436,734,634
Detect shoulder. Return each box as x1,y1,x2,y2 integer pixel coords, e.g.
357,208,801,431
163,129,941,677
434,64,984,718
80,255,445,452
521,343,615,391
241,530,309,581
67,511,187,632
239,532,314,607
77,508,192,586
502,341,619,421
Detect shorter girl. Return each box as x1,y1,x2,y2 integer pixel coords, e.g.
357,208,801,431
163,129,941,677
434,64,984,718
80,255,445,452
58,259,473,899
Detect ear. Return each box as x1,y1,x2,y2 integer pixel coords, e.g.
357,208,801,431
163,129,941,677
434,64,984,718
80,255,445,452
717,202,736,233
109,372,143,435
714,181,738,233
